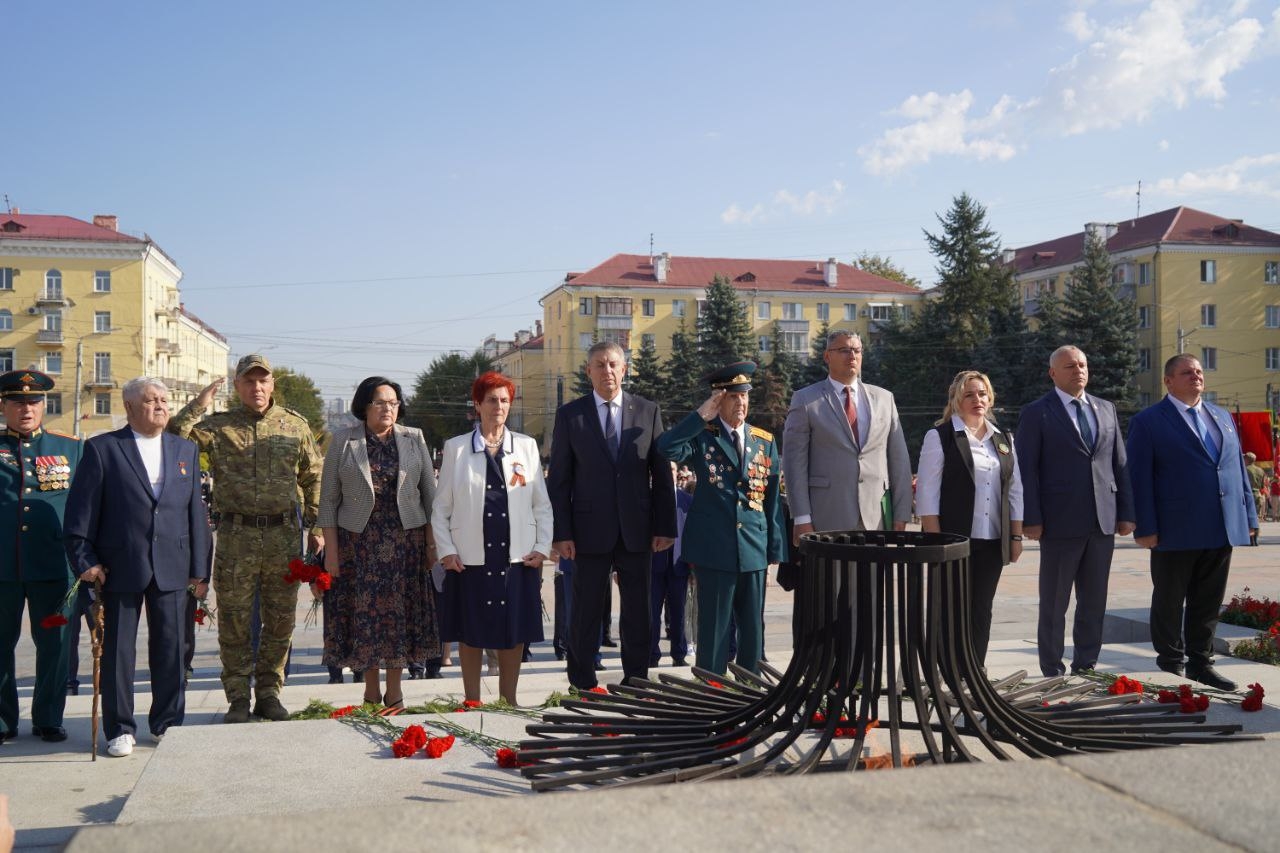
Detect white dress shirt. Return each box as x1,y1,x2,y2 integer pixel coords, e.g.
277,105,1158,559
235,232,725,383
916,415,1024,539
720,418,746,468
131,430,164,498
1054,386,1098,444
593,389,622,437
827,376,871,447
1165,394,1223,451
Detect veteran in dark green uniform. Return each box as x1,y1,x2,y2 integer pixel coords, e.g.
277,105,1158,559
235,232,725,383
657,362,786,674
169,355,323,723
0,369,82,743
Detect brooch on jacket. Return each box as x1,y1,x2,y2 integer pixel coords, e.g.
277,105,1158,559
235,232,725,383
994,438,1011,455
510,462,526,487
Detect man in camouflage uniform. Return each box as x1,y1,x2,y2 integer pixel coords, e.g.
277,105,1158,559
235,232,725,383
0,369,82,743
169,355,322,722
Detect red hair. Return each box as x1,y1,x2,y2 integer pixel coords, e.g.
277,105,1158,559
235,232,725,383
472,371,516,406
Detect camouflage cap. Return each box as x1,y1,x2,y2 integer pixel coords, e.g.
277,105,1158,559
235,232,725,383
0,369,55,401
235,354,273,378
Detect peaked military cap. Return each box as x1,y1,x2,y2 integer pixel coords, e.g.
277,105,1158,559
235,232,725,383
706,361,756,392
0,369,54,401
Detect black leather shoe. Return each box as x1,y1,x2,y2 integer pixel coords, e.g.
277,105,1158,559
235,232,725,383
594,662,606,671
1187,665,1236,692
1071,665,1095,675
601,637,618,648
672,658,688,667
1157,660,1185,678
554,650,566,661
67,683,80,696
34,725,67,742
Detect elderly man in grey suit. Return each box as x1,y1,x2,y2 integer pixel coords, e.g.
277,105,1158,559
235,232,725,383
1016,346,1135,677
784,330,913,541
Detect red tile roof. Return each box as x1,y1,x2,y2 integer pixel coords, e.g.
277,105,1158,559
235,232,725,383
556,253,919,295
0,213,145,244
1009,206,1280,274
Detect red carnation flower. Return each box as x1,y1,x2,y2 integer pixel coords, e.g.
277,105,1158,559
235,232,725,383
1195,694,1210,712
40,614,69,630
314,572,332,592
424,735,454,759
1156,690,1179,704
1241,683,1265,712
329,705,357,718
401,724,428,749
706,680,724,689
496,747,520,768
391,738,416,758
588,686,607,695
462,699,483,709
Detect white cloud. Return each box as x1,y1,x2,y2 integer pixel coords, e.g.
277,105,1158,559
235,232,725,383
1158,139,1170,151
860,0,1271,174
1107,152,1280,200
858,90,1025,176
721,180,846,225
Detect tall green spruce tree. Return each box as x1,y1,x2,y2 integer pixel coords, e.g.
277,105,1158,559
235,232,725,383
695,274,756,378
626,334,664,402
751,323,798,438
662,322,702,419
1062,229,1139,412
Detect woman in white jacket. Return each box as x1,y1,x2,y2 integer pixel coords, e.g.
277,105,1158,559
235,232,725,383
432,372,552,705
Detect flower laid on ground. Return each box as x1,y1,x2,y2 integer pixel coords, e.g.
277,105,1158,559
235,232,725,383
1241,683,1265,712
1155,684,1209,713
496,747,533,768
1075,669,1239,703
1107,675,1145,695
329,705,358,718
705,680,724,689
1221,587,1280,630
40,578,83,630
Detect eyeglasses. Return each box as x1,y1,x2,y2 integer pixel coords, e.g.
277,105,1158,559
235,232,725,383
827,346,863,356
370,400,400,409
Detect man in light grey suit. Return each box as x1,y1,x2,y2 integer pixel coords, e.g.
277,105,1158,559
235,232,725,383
1016,346,1135,677
784,330,913,541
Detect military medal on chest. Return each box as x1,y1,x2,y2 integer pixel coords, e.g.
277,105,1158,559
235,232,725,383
745,450,770,511
35,455,70,490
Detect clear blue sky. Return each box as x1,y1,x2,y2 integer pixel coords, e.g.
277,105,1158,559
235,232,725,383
7,1,1279,399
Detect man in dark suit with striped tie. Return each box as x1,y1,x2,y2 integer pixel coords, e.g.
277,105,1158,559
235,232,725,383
1016,346,1134,677
548,341,677,690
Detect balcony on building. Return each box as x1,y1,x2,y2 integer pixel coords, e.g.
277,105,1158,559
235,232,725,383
595,297,633,330
36,329,64,346
36,290,67,307
156,338,182,355
85,374,115,389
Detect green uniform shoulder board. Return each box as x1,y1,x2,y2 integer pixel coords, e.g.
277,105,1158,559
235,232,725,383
281,407,311,423
748,425,773,441
46,430,80,441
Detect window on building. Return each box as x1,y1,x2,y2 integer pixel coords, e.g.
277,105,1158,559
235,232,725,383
782,302,803,320
869,304,895,322
672,299,686,318
642,299,655,317
44,269,62,299
0,268,13,290
557,301,562,319
782,331,807,353
1267,306,1280,329
0,349,12,371
600,329,630,351
1138,392,1151,407
45,393,62,415
1266,261,1280,285
758,336,771,352
1138,262,1152,285
95,393,111,415
44,310,61,332
844,303,857,321
44,352,62,374
816,303,829,322
695,299,707,317
1268,348,1280,371
1201,347,1217,371
1200,304,1216,327
578,333,592,351
95,311,112,333
1137,306,1152,329
641,333,655,349
597,297,632,317
756,301,771,320
94,352,111,382
1138,348,1150,372
578,297,593,316
1200,260,1216,283
94,270,111,292
0,310,10,332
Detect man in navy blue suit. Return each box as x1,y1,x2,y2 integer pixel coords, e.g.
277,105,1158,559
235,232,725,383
1127,354,1257,691
1017,346,1135,677
64,377,211,757
548,341,676,690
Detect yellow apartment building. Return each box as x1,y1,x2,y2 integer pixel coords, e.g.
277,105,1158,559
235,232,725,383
488,324,547,439
1009,206,1280,412
526,252,922,444
0,211,230,436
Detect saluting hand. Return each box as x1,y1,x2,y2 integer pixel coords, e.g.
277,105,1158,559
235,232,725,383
696,390,725,421
195,376,225,409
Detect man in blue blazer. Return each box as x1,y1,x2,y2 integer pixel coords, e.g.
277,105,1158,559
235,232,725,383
1126,354,1256,691
64,378,211,756
1016,346,1135,677
548,341,677,690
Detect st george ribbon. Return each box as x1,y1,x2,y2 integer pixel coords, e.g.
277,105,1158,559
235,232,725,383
518,531,1250,791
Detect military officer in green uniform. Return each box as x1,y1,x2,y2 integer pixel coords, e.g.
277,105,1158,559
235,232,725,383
0,369,82,743
169,355,322,723
657,362,785,675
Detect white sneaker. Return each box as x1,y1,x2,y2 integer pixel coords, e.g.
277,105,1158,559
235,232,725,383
107,733,135,757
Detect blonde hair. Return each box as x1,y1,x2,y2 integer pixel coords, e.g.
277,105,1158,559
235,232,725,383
936,370,996,426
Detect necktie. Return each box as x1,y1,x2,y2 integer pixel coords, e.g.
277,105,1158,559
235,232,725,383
1072,399,1095,451
1187,407,1219,463
604,402,619,460
734,429,745,472
844,386,859,447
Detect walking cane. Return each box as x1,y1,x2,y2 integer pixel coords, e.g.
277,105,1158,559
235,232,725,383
90,579,104,761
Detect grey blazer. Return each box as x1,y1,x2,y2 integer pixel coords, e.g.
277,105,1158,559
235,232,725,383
317,423,436,533
782,379,913,532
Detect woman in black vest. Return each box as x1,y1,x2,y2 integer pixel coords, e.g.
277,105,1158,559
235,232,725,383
916,370,1024,665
